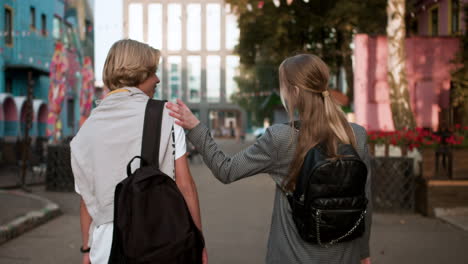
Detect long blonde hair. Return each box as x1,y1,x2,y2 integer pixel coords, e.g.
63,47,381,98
280,54,357,191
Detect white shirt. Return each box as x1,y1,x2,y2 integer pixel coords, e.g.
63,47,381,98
71,87,187,263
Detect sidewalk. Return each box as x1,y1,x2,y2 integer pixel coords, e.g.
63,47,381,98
0,166,46,189
0,139,467,263
0,190,60,246
435,207,468,231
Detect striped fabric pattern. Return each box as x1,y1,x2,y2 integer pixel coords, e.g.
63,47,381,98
187,123,372,264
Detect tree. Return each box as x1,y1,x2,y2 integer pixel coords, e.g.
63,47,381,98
227,0,387,126
387,0,416,130
451,4,468,125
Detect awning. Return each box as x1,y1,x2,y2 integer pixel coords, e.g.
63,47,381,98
4,64,49,76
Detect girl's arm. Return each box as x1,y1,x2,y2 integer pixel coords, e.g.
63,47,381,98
167,99,278,184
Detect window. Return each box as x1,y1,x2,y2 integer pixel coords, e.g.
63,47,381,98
168,4,182,51
206,4,221,51
168,56,182,101
430,7,438,36
85,19,92,39
41,14,47,36
206,56,221,102
148,4,163,49
187,56,201,103
451,0,460,34
5,78,12,94
226,56,240,102
63,23,73,48
187,4,201,51
53,16,62,40
30,7,36,30
5,8,13,45
67,99,75,128
409,18,418,36
154,58,163,99
226,11,239,50
129,3,143,42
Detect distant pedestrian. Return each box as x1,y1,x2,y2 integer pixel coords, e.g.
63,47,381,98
167,54,372,264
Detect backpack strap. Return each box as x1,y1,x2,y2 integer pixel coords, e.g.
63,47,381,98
141,99,167,168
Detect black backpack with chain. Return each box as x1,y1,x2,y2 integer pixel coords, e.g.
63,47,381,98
108,99,204,264
287,124,368,247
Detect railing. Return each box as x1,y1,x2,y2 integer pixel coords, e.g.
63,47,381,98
371,157,416,212
45,144,74,192
0,138,47,188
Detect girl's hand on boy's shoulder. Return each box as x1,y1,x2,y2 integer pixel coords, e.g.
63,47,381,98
166,99,200,130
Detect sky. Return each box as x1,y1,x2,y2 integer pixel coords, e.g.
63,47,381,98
94,0,123,86
92,1,239,86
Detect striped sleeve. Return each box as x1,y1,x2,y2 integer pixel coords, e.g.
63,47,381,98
186,123,278,184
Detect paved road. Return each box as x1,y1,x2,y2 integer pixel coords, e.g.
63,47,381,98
0,139,467,264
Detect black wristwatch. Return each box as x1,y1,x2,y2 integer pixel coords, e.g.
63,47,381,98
80,246,91,253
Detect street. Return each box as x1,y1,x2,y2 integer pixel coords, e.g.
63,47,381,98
0,139,467,264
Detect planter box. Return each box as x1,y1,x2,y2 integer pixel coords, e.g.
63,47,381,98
415,179,468,216
453,149,468,179
420,148,468,179
420,148,435,179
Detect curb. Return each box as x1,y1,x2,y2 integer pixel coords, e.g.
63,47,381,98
0,190,62,245
434,207,468,232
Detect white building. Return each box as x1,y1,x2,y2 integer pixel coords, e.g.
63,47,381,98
95,0,247,133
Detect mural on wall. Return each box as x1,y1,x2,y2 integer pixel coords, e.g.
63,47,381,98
47,42,68,142
80,56,94,126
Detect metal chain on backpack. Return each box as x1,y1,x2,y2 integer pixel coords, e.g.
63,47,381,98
315,209,367,248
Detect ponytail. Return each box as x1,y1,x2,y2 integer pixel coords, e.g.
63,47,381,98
279,54,357,191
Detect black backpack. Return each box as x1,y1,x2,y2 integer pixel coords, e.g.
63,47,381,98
108,99,204,264
287,137,368,248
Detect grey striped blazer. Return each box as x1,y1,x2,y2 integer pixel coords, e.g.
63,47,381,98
187,123,372,264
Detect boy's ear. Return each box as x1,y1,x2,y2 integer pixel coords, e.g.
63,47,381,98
294,86,300,96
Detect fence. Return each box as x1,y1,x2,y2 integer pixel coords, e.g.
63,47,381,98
0,138,47,188
45,144,74,192
371,157,416,212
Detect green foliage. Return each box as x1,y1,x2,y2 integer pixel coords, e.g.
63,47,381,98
226,0,387,125
451,4,468,124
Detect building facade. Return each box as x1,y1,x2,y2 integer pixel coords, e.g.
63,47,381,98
354,35,460,131
0,0,62,140
411,0,467,36
123,0,247,134
0,0,94,141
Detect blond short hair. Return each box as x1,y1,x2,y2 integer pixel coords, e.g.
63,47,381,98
103,39,161,91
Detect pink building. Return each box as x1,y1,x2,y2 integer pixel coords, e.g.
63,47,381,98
412,0,466,36
354,35,460,131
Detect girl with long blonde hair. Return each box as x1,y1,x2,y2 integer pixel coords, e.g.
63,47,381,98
167,54,371,264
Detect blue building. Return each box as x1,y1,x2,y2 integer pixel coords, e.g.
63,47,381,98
0,0,93,141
